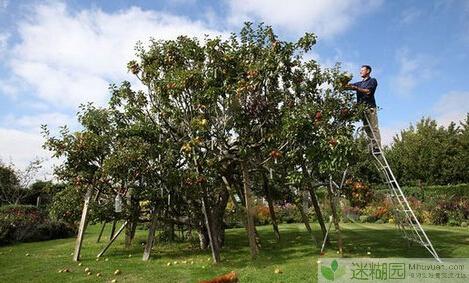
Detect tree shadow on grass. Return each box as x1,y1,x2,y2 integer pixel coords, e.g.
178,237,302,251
94,223,469,269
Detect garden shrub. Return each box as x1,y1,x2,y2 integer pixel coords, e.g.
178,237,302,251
448,219,460,226
275,203,303,224
255,205,271,225
342,205,360,222
0,205,75,245
359,215,368,223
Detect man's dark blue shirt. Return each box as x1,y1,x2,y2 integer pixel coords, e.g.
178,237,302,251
352,77,378,107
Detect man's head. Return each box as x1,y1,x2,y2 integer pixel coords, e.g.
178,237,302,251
360,65,372,79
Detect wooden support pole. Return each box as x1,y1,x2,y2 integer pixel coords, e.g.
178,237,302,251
143,208,159,261
97,220,128,258
73,187,93,261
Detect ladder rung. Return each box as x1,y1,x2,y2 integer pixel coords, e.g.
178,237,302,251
390,194,406,198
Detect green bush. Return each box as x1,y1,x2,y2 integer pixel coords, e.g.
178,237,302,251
0,205,75,245
0,204,46,222
359,215,368,223
275,203,303,224
374,184,469,199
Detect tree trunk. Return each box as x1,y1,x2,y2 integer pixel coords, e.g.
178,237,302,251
241,161,259,259
296,199,318,245
201,196,221,263
211,188,229,249
168,222,175,242
309,188,328,241
300,163,327,242
125,188,132,248
262,174,280,241
96,222,106,243
124,188,140,248
328,180,343,256
110,218,117,240
73,187,93,261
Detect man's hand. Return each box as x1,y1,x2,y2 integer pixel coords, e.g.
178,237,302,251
344,84,357,90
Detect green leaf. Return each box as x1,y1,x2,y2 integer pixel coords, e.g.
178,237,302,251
334,266,346,279
321,266,334,281
331,259,338,272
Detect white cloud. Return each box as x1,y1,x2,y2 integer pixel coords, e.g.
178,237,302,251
0,0,8,10
0,32,8,58
380,124,406,146
399,8,422,25
226,0,383,38
392,49,437,96
0,76,22,98
169,0,197,5
1,2,228,177
0,112,77,177
432,90,469,126
2,112,76,132
8,3,225,110
0,128,55,178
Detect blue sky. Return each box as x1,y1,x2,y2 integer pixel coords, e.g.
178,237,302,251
1,0,468,175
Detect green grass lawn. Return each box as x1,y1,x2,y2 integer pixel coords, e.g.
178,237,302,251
1,223,468,282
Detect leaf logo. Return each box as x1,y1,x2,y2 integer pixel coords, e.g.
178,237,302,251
320,259,345,281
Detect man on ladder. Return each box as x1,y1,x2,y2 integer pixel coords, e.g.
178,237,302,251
346,65,382,151
344,66,441,261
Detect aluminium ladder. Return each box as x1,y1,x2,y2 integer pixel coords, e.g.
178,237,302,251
362,113,441,262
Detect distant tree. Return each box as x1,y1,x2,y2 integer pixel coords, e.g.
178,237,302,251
0,159,42,205
386,115,469,185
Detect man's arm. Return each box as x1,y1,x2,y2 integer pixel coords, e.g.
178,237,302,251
347,84,371,94
346,79,377,95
